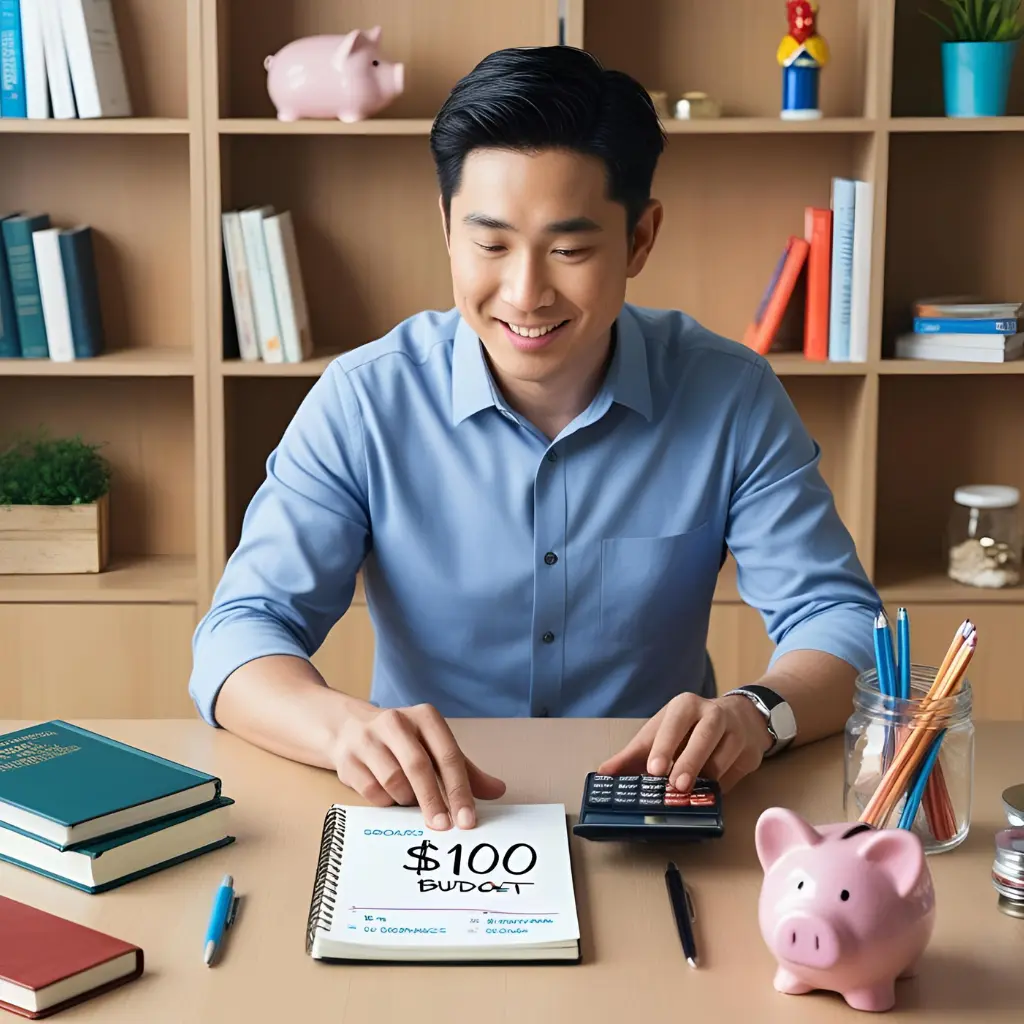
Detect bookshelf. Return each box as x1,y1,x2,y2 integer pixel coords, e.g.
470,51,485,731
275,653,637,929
1,0,1023,723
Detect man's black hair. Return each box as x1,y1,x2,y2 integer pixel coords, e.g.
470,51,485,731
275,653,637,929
429,45,667,239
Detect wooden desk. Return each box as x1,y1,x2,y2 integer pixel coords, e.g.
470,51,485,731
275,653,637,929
1,718,1022,1022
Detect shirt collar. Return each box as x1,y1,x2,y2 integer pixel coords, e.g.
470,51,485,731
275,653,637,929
450,304,653,427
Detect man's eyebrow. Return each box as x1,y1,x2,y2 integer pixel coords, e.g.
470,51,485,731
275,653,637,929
461,213,603,233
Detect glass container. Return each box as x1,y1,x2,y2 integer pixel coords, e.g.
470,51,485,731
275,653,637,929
947,484,1021,589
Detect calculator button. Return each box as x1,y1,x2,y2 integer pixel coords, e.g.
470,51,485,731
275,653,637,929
638,796,663,807
689,793,716,807
612,794,636,806
588,793,612,804
664,793,691,807
592,775,615,782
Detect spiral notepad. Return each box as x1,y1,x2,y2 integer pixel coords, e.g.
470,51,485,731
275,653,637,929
305,802,581,963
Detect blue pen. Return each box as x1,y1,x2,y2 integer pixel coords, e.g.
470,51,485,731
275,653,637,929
896,607,911,700
204,873,237,966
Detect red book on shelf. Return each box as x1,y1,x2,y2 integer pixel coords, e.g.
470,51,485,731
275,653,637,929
803,206,832,360
741,235,810,355
0,896,143,1019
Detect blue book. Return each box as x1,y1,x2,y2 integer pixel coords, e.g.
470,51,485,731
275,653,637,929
0,796,235,893
1,212,50,357
828,177,856,361
59,226,106,357
0,720,224,850
912,316,1019,335
0,214,19,357
0,0,26,118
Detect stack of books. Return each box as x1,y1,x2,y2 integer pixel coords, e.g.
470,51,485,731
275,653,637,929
894,298,1023,363
0,720,234,893
222,205,313,364
0,212,105,361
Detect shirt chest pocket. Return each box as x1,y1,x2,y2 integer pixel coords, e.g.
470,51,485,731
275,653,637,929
600,521,722,647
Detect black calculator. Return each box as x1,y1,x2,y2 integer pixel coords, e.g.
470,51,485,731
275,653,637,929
572,772,724,842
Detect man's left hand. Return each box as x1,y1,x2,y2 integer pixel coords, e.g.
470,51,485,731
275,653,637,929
595,692,774,793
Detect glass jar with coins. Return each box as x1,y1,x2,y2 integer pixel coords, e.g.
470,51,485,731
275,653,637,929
947,485,1021,589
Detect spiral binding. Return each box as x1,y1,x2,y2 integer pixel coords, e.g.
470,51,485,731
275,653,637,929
305,805,347,955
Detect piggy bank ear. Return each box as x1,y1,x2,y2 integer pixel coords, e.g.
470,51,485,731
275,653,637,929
854,827,925,899
332,29,366,67
755,807,823,872
366,25,382,44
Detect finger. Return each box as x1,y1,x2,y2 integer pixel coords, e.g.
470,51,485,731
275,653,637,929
596,717,662,776
465,758,507,800
669,707,727,792
376,710,452,829
358,736,418,806
699,728,746,784
716,761,750,794
335,752,395,808
646,696,705,776
414,708,480,829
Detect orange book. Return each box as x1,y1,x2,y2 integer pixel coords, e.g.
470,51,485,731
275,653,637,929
741,236,810,355
803,206,832,360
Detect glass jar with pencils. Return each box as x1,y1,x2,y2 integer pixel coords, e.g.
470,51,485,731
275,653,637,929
842,616,976,855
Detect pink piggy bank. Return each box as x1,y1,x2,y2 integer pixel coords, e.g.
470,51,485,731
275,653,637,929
755,808,936,1013
264,27,404,123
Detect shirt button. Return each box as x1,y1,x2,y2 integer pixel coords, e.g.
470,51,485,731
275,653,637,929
538,707,550,718
547,451,558,462
542,631,555,643
544,551,558,565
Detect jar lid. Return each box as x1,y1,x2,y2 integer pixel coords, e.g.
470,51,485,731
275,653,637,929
994,827,1024,884
953,484,1020,509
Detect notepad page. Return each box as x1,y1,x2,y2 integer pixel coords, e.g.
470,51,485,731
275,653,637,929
321,803,579,950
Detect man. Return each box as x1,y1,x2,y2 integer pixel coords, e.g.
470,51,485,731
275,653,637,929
189,45,880,832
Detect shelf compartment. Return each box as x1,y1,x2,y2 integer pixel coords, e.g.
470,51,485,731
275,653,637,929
0,135,194,360
0,118,191,134
875,374,1024,597
890,116,1024,133
625,132,879,352
0,378,197,580
0,556,196,604
583,0,877,119
0,349,193,377
882,132,1024,359
892,0,1024,118
218,117,434,135
217,0,558,119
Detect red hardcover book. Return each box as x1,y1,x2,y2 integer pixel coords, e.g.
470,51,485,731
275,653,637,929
0,896,143,1019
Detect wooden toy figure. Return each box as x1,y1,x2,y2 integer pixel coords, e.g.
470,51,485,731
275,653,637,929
777,1,830,119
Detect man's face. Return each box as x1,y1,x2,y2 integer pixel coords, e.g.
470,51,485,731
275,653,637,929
443,146,660,391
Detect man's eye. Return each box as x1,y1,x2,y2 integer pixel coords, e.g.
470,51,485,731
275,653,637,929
553,248,585,257
476,243,505,253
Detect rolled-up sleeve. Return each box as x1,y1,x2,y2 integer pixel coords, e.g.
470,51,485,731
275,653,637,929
725,360,879,674
189,361,371,726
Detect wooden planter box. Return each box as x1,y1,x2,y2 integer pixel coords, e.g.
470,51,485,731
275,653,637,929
0,494,110,574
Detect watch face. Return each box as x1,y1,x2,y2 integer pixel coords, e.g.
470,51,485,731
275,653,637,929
771,701,798,743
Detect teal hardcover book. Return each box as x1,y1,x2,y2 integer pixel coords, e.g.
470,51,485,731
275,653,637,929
0,796,235,894
0,721,222,850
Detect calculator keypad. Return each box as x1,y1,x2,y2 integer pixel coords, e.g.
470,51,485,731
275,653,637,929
586,773,718,811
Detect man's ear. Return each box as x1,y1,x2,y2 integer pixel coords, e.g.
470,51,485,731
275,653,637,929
438,194,451,255
626,199,663,279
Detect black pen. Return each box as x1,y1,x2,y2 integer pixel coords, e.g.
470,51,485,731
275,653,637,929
665,861,699,968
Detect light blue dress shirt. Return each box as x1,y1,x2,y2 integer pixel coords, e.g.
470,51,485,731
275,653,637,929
189,302,880,727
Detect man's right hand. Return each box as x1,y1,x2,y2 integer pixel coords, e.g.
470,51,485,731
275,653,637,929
330,700,507,830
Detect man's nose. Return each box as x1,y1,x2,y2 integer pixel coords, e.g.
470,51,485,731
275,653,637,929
501,253,555,312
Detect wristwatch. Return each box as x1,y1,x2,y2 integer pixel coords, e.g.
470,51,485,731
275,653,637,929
721,684,797,758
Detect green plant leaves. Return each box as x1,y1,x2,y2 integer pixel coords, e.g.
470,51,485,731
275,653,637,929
924,0,1024,39
0,431,112,506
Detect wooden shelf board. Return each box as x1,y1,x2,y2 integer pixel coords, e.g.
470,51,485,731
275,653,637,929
0,349,194,377
878,359,1024,374
876,567,1024,604
661,116,876,134
218,118,433,135
0,118,191,134
767,354,869,375
221,354,341,377
890,116,1024,133
0,555,197,604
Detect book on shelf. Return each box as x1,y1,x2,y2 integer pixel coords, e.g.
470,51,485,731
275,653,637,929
0,0,131,120
0,895,143,1019
223,205,313,363
305,802,581,963
0,212,106,360
0,721,235,893
740,176,871,363
895,297,1023,362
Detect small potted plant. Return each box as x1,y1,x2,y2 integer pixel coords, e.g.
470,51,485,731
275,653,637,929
923,0,1024,116
0,432,112,574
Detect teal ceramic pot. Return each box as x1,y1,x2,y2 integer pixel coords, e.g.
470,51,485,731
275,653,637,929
942,40,1020,117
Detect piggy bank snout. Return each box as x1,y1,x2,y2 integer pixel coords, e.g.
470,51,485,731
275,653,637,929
773,912,841,970
392,62,404,93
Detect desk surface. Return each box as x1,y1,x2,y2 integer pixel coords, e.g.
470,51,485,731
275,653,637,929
0,718,1022,1022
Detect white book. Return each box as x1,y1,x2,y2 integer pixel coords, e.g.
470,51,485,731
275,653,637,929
38,0,76,118
895,334,1024,363
31,227,75,361
847,179,873,362
221,211,260,361
21,0,51,119
262,211,312,363
305,803,581,963
239,205,283,363
57,0,130,118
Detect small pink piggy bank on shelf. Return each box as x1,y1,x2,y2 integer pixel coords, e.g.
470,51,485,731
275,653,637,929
755,808,936,1013
264,27,404,123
